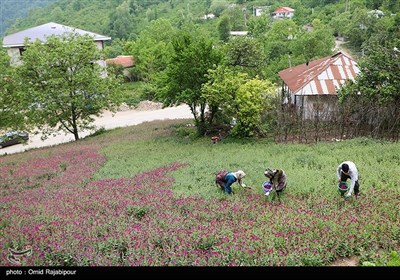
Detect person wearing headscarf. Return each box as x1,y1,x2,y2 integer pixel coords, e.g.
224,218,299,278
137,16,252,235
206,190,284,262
264,168,287,198
223,170,247,194
336,161,359,198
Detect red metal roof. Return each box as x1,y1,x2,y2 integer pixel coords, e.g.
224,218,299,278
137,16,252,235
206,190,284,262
105,55,134,68
273,7,295,13
278,52,360,96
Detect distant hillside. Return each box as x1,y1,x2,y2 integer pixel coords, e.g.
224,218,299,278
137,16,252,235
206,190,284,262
2,0,224,40
0,0,56,37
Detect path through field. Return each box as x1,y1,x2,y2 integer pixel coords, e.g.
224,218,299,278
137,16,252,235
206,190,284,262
329,256,359,266
335,38,354,59
0,102,193,156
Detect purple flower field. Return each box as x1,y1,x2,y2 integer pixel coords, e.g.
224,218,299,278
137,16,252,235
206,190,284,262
1,138,399,266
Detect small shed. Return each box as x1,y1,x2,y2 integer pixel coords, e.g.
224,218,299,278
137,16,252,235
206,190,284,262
105,55,134,80
278,52,360,119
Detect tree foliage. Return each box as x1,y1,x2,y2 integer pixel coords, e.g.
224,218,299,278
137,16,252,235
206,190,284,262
338,38,400,139
223,36,267,78
16,33,124,141
0,0,56,36
0,49,27,131
155,31,222,135
124,18,177,82
202,66,276,138
232,78,276,137
218,15,231,42
291,19,335,62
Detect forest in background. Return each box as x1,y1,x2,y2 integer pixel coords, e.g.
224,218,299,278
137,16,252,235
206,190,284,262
0,0,56,36
1,0,399,142
2,0,400,42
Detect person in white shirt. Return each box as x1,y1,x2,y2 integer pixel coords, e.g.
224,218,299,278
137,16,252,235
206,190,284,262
336,161,359,198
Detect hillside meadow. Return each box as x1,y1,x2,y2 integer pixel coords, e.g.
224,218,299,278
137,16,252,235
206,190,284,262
0,119,399,266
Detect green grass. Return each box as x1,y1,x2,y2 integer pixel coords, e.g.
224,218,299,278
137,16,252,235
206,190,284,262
96,126,400,199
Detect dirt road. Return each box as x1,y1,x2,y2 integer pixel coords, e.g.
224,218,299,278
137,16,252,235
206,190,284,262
335,39,354,59
0,104,193,156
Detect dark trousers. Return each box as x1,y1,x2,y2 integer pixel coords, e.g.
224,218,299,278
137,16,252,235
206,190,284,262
340,173,359,196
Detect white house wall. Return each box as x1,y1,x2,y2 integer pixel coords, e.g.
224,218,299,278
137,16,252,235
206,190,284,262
296,95,338,120
95,41,103,50
6,48,23,66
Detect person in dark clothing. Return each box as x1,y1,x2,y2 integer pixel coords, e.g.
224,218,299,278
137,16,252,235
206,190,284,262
216,170,247,195
264,168,287,201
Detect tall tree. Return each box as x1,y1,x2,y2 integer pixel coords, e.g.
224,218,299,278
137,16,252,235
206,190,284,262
342,7,372,50
262,19,299,82
109,0,136,40
0,49,27,131
218,15,231,42
125,18,176,82
338,38,400,139
155,32,222,135
223,36,266,78
291,19,335,62
17,33,124,141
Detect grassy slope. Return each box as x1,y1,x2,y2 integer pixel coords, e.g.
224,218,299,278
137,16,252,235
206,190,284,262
1,119,399,266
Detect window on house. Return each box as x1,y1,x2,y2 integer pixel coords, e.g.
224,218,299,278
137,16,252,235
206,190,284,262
19,47,26,56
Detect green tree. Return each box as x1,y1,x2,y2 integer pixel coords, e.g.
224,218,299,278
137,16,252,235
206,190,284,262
155,32,222,135
262,19,299,81
220,4,247,31
382,0,400,12
223,36,266,78
328,11,352,38
0,49,27,131
125,18,176,82
218,15,231,42
109,1,136,40
209,0,229,17
233,78,276,137
338,38,400,139
342,7,372,50
202,66,277,137
291,19,335,62
247,14,271,38
17,33,124,141
201,66,247,126
363,12,400,48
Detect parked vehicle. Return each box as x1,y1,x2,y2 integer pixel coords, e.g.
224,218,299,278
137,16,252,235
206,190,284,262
0,131,29,148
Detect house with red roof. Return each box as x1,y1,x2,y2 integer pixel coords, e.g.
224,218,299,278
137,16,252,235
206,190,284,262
105,56,134,68
105,55,134,81
272,7,295,19
278,52,360,119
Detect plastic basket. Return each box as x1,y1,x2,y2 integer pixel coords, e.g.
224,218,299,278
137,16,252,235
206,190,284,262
262,181,273,193
337,181,349,193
